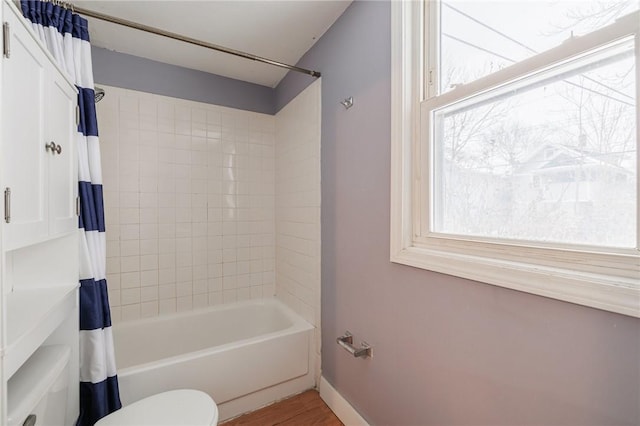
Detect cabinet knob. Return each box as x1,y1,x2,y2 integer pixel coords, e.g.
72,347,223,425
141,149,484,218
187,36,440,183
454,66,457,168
45,142,62,155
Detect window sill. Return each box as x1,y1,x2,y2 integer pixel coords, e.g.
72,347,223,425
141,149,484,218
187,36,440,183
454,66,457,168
391,246,640,318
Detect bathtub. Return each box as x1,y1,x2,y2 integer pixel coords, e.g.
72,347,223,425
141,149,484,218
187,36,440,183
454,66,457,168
112,298,315,421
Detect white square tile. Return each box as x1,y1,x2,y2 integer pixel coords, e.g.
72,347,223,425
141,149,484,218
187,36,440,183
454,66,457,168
108,289,120,307
140,177,159,193
120,256,140,273
193,265,207,280
140,254,159,271
250,286,263,299
121,304,141,322
176,251,193,267
140,239,159,255
208,278,223,292
208,292,223,306
140,270,159,287
159,253,176,268
177,282,193,297
193,294,208,309
159,268,176,285
106,240,120,258
177,296,193,311
193,250,208,266
192,108,207,123
176,223,192,238
106,257,121,274
208,263,223,278
120,192,139,208
159,224,176,238
177,266,193,282
140,224,159,239
159,283,177,299
120,224,140,240
140,301,159,318
159,298,176,315
121,288,141,305
121,272,140,288
107,273,121,290
237,287,251,301
236,274,251,288
193,280,208,295
222,289,237,304
159,238,176,254
140,208,159,224
140,192,159,208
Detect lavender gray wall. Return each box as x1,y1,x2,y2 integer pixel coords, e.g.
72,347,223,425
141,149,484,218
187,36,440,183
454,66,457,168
91,47,275,114
276,1,640,425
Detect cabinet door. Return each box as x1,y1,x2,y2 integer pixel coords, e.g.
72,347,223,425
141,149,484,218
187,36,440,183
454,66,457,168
2,6,49,250
47,68,77,237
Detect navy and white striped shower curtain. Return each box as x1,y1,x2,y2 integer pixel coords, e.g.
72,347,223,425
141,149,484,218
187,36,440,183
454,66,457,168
20,2,122,425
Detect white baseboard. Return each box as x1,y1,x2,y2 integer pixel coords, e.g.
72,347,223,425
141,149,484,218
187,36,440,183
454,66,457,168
319,376,369,426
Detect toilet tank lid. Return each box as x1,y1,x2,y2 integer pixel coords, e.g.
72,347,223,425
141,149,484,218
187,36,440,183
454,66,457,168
96,390,218,426
7,345,71,425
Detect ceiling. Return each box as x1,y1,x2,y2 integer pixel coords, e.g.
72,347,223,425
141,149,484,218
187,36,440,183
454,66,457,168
75,1,352,88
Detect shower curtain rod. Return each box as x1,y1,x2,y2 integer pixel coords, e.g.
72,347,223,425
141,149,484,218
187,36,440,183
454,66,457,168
69,4,321,79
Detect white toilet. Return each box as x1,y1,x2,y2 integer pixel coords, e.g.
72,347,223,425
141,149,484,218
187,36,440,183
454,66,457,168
95,389,219,426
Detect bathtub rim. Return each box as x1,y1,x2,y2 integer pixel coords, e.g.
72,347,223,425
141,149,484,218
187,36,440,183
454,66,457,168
113,297,313,375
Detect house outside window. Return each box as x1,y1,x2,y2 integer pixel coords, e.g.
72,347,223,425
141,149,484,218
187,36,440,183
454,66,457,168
391,1,640,316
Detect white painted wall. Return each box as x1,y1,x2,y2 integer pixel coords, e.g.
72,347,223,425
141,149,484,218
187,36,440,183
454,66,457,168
275,80,322,381
97,86,276,321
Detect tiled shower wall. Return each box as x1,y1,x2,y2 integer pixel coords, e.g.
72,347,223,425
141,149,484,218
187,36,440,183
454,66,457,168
275,80,321,374
97,85,276,322
274,81,321,327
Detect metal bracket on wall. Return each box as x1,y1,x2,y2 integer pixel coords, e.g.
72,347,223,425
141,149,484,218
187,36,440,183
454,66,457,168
3,22,10,58
337,331,372,358
340,96,354,110
4,187,10,223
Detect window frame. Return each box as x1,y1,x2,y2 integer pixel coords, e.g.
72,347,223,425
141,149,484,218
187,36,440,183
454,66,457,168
390,1,640,317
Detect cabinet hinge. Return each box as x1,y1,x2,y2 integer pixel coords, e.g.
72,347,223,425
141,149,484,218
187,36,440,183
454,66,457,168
76,105,80,126
3,22,10,58
4,187,11,223
76,196,80,216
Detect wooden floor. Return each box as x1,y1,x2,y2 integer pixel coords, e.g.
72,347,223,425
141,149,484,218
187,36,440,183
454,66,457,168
222,390,343,426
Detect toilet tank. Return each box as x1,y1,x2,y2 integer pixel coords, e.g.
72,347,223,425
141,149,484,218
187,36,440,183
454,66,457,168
7,345,71,426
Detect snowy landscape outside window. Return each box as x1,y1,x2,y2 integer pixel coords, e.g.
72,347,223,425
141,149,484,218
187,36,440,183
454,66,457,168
391,0,640,317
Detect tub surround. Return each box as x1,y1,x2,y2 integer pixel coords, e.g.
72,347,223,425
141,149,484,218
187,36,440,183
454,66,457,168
97,86,277,320
275,80,322,383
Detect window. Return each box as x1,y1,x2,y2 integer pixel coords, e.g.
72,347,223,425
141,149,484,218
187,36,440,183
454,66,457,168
391,1,640,317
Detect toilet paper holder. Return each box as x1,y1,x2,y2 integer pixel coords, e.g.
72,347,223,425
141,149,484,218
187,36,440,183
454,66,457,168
337,331,372,358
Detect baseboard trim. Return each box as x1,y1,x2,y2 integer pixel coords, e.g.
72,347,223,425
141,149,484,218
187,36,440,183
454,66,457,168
319,376,369,426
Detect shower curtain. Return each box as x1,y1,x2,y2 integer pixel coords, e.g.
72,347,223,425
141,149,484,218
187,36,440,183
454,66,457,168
20,1,122,425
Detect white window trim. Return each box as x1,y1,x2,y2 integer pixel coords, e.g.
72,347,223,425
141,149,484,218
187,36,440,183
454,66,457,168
390,1,640,318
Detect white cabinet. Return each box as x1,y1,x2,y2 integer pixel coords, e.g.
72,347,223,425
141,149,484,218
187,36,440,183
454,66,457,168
1,2,77,251
46,71,78,237
0,1,80,425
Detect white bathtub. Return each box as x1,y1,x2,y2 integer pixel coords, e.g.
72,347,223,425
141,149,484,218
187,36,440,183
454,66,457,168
113,298,315,421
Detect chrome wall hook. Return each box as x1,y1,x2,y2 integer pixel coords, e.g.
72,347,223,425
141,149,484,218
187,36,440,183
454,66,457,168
340,96,354,110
